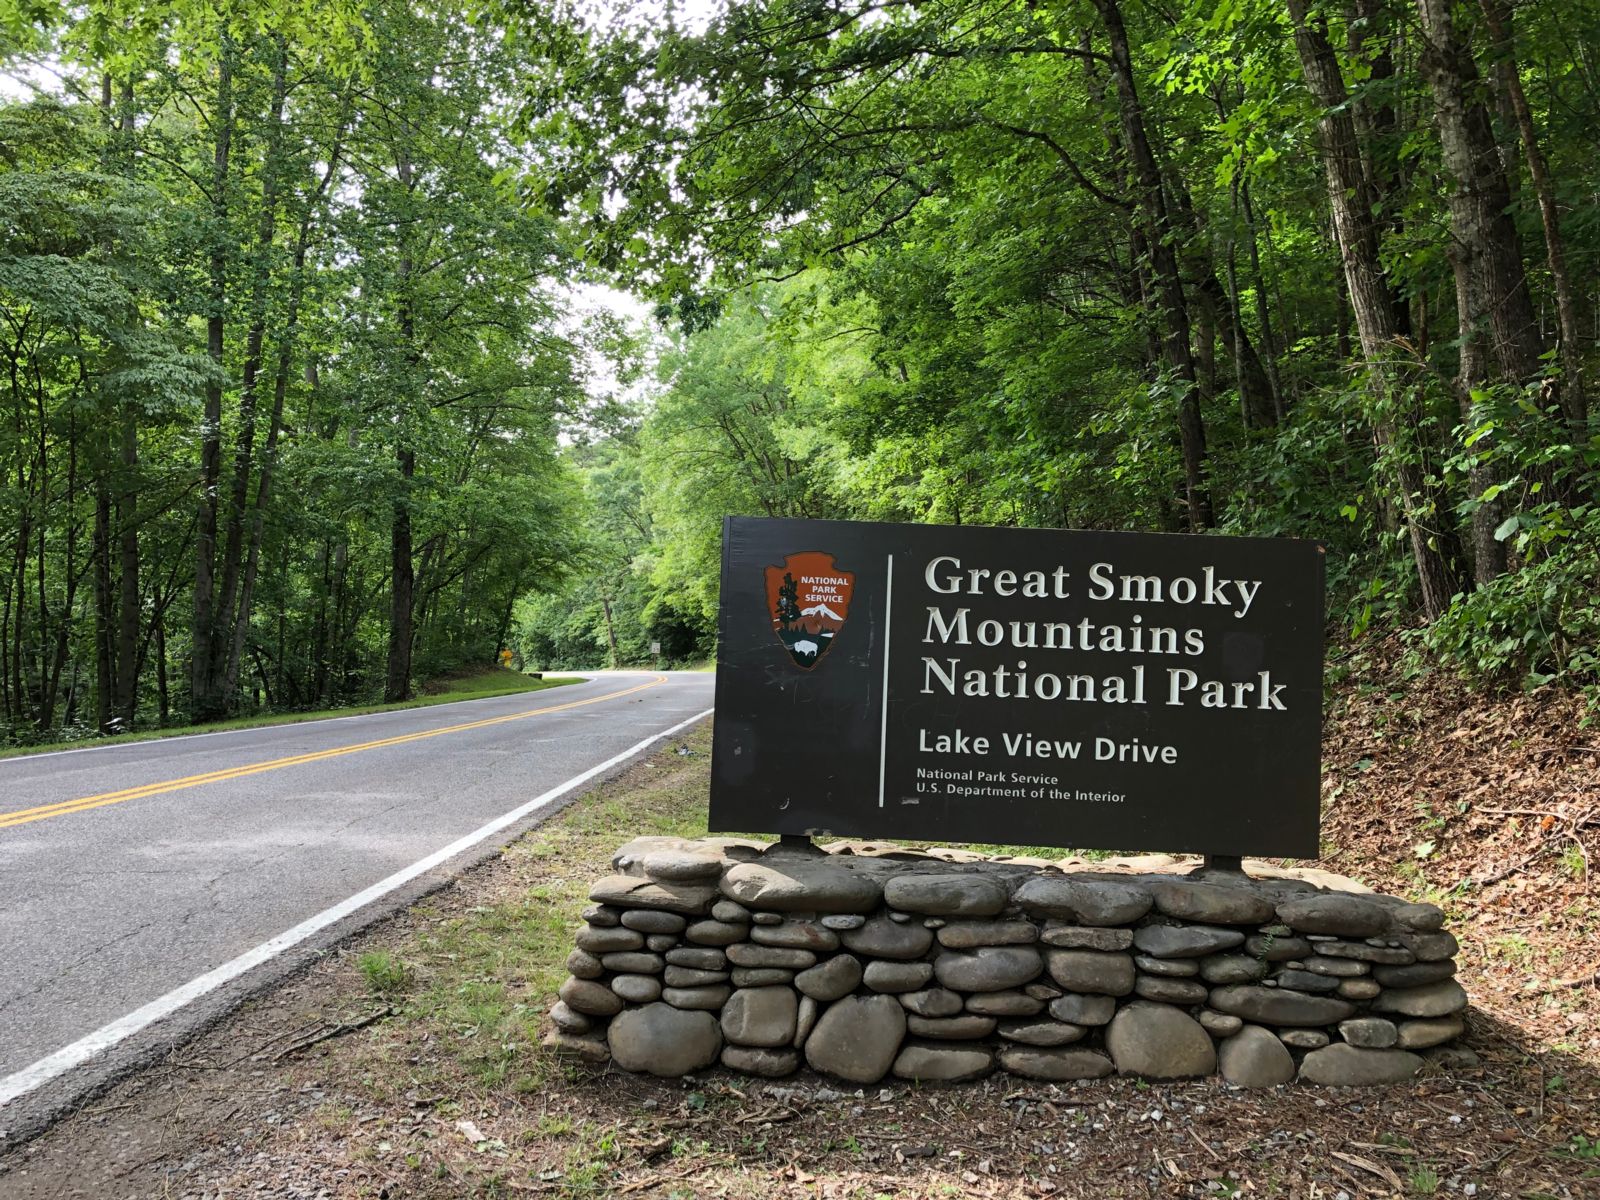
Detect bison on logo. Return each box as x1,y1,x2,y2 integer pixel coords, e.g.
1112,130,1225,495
765,552,854,670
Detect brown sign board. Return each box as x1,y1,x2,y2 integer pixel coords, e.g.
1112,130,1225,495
709,517,1325,857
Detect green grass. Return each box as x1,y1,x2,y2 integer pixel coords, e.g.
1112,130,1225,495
0,667,579,761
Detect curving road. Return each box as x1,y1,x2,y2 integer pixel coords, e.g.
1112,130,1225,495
0,670,713,1133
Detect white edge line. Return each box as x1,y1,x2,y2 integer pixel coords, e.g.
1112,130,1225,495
0,704,714,1110
0,673,630,766
878,553,894,808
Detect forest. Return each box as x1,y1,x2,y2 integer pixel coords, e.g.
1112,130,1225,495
4,0,1600,743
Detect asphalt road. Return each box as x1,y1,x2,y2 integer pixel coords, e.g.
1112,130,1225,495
0,671,713,1116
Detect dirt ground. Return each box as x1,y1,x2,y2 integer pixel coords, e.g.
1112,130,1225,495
2,647,1598,1200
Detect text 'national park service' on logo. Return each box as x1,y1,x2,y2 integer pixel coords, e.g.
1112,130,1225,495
765,551,855,670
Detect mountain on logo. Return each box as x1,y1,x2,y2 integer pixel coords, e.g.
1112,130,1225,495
765,551,855,670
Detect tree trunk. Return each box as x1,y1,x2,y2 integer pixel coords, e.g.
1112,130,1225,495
1415,0,1545,386
1091,0,1213,529
385,446,416,702
1449,250,1509,583
1479,0,1587,429
93,478,113,732
116,413,139,723
1287,0,1466,617
192,37,235,722
215,40,289,706
601,594,621,667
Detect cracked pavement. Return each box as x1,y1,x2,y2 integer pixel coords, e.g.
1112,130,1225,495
0,671,713,1083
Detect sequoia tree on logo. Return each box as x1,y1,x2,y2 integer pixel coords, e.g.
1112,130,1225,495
764,552,855,669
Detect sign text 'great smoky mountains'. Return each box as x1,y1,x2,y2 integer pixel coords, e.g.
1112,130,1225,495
711,517,1325,857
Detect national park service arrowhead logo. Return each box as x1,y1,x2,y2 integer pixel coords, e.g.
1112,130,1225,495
766,551,854,670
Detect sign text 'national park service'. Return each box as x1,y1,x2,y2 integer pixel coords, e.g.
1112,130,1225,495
710,517,1325,857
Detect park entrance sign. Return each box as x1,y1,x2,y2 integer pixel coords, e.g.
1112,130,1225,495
710,517,1325,857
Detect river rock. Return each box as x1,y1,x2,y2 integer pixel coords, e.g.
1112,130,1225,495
1396,1017,1465,1049
906,1014,997,1039
1373,979,1468,1019
1136,954,1200,977
935,946,1043,992
1272,969,1342,994
1299,1043,1423,1086
726,943,817,970
661,985,731,1010
750,912,782,926
666,947,727,970
864,960,934,993
1314,941,1414,964
1045,949,1135,996
543,1030,609,1062
1014,878,1152,925
731,968,792,987
1040,925,1133,951
1107,1002,1217,1078
1135,975,1208,1004
600,952,663,975
1198,1009,1243,1037
721,1046,799,1076
559,977,623,1016
1392,902,1446,932
582,904,621,926
566,949,604,979
642,849,724,882
1245,934,1311,962
721,986,799,1047
1133,925,1246,958
662,965,726,988
751,921,840,952
804,995,906,1083
840,916,934,959
1277,894,1391,937
794,995,819,1048
609,1003,721,1076
1373,960,1458,988
794,953,862,1001
622,909,688,934
611,974,663,1004
1200,954,1267,984
938,920,1039,948
1208,985,1356,1026
1400,931,1459,961
1218,1025,1295,1088
884,872,1007,917
1048,993,1116,1026
1278,1028,1330,1049
1340,1017,1399,1048
999,1045,1114,1081
892,1040,994,1082
712,900,750,923
1150,880,1275,925
590,875,717,916
1338,978,1382,1000
820,913,865,930
1303,955,1369,977
721,862,883,913
575,926,645,954
965,990,1043,1016
900,987,963,1017
999,1019,1085,1046
684,920,747,946
548,1001,591,1033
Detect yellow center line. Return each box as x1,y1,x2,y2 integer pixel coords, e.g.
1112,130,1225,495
0,676,668,832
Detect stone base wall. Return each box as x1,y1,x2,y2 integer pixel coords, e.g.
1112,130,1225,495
545,838,1470,1088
